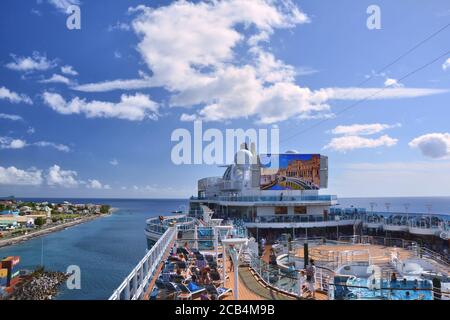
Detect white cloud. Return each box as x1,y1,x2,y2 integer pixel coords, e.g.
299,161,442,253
72,78,154,92
87,179,102,189
0,113,23,121
31,9,42,16
46,165,79,187
331,123,401,136
0,136,70,152
109,159,119,166
180,113,198,122
0,137,27,149
0,163,111,190
409,133,450,159
442,58,450,71
10,139,26,149
34,141,71,152
87,179,111,190
251,47,296,83
42,92,159,121
0,166,43,186
324,135,398,152
384,78,403,88
0,86,33,105
108,22,130,32
47,0,80,12
5,52,56,72
130,0,308,89
61,65,78,76
40,74,73,85
296,66,318,76
313,87,447,101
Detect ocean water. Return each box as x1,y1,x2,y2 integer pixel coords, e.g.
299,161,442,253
0,197,448,300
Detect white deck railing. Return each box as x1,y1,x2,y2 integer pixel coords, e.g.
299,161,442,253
109,226,177,300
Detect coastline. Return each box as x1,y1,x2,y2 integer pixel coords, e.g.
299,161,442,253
0,211,114,249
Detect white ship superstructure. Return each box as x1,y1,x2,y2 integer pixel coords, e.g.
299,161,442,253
187,143,450,245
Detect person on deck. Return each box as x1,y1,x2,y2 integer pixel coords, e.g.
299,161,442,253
305,259,316,299
297,270,307,298
260,237,266,251
391,272,397,283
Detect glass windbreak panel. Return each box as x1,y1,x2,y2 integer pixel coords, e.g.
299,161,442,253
294,206,307,214
275,206,288,215
335,277,433,300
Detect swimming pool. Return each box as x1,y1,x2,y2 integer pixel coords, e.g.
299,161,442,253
343,277,433,300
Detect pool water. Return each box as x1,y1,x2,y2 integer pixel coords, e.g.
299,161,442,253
345,277,433,300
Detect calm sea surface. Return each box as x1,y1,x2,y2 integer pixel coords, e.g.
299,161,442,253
0,197,448,300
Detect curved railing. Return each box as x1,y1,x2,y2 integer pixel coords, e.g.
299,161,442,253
145,214,196,236
191,195,338,202
110,226,177,300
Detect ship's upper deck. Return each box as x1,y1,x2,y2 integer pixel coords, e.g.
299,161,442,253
190,194,338,206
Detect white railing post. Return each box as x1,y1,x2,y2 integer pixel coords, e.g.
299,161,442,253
194,225,199,250
214,228,218,258
319,269,323,291
124,282,130,300
132,273,138,298
222,241,227,283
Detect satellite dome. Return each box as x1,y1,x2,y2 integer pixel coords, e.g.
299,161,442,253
285,149,299,154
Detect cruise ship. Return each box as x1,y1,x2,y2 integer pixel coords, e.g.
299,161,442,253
111,144,450,301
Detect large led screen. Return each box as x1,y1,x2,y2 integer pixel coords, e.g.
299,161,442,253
260,154,321,190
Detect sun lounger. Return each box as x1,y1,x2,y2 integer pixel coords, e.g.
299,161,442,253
205,284,232,299
177,283,206,299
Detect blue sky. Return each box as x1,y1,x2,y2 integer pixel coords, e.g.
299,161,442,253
0,0,449,198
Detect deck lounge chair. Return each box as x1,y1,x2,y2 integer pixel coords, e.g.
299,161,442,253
196,258,207,269
205,255,216,265
155,279,177,300
149,287,159,300
177,283,206,299
205,284,232,299
155,279,166,290
170,274,185,284
163,281,181,299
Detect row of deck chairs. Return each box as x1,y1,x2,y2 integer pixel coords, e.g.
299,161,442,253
150,247,232,300
153,280,231,300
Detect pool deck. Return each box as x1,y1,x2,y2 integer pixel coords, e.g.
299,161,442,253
295,243,413,266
